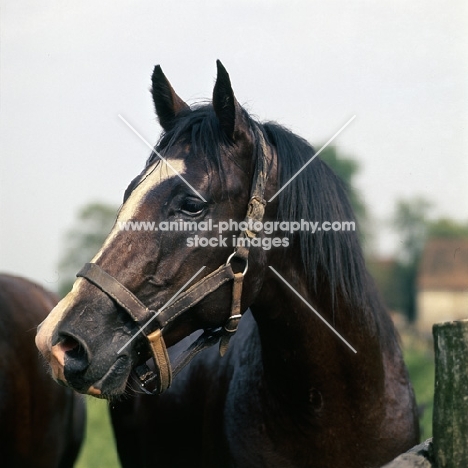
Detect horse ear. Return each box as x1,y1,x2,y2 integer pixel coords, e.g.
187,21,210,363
151,65,190,131
213,60,243,140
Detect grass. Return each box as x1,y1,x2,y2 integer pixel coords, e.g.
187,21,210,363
73,331,436,467
402,333,435,441
75,397,120,468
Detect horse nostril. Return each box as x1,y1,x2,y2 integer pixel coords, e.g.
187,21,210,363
57,333,90,374
60,335,80,352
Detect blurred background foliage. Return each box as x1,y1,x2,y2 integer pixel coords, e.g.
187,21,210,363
58,202,119,297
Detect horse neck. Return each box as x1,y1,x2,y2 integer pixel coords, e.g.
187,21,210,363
249,251,394,405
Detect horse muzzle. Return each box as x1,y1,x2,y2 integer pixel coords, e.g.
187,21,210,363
42,332,132,396
35,296,136,397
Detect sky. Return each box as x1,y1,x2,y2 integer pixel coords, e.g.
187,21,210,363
1,0,467,290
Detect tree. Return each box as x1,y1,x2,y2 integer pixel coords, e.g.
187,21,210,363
319,145,368,244
393,197,432,265
57,202,119,297
390,197,432,322
428,218,468,239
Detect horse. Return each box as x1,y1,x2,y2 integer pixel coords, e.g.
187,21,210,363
0,273,85,468
36,61,419,467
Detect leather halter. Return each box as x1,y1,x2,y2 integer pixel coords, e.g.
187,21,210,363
76,128,270,395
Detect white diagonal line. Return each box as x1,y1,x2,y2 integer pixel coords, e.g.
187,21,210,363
268,266,357,353
268,115,356,202
118,114,207,202
117,266,206,354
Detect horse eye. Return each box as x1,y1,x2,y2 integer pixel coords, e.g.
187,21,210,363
180,198,206,216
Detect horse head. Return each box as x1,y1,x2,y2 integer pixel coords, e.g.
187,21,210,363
36,61,276,397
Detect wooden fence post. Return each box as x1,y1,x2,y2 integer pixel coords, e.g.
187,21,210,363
432,319,468,468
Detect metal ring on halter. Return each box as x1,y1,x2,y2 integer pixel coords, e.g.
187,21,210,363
223,314,242,333
226,252,248,276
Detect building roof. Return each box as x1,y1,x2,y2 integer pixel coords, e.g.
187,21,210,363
418,238,468,291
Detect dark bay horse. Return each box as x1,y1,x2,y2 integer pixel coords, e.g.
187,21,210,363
36,61,419,467
0,274,85,468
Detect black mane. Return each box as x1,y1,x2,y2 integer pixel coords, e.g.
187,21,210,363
262,122,369,310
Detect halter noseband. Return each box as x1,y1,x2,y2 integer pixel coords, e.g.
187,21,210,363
76,129,270,395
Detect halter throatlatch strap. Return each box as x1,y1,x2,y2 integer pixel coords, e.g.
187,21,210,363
219,272,244,357
214,127,269,355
